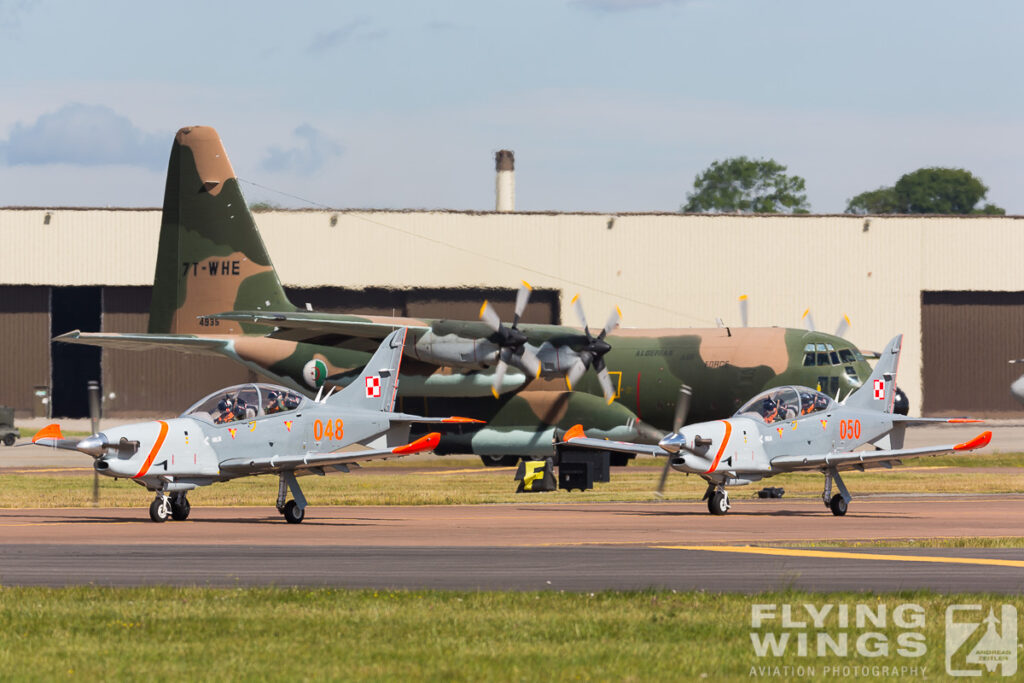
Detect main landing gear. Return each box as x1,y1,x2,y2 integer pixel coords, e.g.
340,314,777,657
149,492,192,523
703,483,731,515
276,470,308,524
822,467,851,517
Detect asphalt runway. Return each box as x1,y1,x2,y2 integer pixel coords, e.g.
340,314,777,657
2,498,1023,592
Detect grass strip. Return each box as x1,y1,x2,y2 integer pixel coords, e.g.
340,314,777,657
0,587,1019,681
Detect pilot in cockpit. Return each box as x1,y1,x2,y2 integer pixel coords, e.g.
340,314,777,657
215,395,237,424
265,390,287,415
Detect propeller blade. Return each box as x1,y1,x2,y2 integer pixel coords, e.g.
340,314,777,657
479,300,502,333
834,315,851,339
513,281,532,325
672,385,692,433
599,306,622,340
565,357,588,391
491,358,508,399
802,308,816,332
596,367,615,404
571,294,590,336
739,295,748,328
519,346,542,379
655,455,673,498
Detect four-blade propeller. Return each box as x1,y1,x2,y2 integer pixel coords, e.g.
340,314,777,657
565,294,621,404
479,281,543,398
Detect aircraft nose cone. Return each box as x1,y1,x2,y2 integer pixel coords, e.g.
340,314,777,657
76,434,108,458
658,432,686,454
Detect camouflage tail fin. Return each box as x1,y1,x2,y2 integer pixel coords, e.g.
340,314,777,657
148,126,296,334
844,334,902,412
327,327,406,411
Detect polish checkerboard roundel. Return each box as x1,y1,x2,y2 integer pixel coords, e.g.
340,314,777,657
873,379,885,400
365,375,382,398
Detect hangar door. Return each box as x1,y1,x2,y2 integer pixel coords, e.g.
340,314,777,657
921,291,1024,416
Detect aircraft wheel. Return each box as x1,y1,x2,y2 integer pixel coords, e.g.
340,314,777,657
3,434,15,447
171,495,191,521
829,494,848,516
708,491,730,515
149,497,170,523
283,500,305,524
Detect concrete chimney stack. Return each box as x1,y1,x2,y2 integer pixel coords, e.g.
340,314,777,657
495,150,515,212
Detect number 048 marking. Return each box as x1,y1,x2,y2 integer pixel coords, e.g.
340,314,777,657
839,419,861,440
313,418,344,441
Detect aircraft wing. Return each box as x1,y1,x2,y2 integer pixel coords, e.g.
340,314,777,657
556,434,667,458
54,330,232,357
218,432,443,475
769,431,992,472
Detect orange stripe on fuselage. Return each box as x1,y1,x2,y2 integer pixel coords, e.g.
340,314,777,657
132,421,169,479
704,420,732,474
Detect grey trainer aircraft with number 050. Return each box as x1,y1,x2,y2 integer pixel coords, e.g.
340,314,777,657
556,334,991,516
34,329,480,523
56,126,892,465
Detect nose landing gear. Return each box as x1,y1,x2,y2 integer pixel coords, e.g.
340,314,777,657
149,492,191,522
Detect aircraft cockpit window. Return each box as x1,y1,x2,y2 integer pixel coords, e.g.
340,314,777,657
839,349,855,363
184,384,261,425
736,387,801,424
829,351,840,365
803,353,815,367
798,389,835,416
803,344,815,353
816,352,829,366
815,343,827,352
264,388,303,415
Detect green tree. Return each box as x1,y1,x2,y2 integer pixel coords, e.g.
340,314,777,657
682,156,810,214
845,167,1005,215
845,187,899,215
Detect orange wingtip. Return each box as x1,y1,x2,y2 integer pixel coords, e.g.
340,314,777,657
441,416,486,424
32,423,63,443
954,431,992,451
564,424,586,441
392,432,441,455
947,418,984,424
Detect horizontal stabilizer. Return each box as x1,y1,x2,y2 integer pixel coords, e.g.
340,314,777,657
211,312,429,339
54,330,232,357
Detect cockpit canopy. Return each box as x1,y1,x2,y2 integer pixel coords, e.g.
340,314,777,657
183,383,306,425
735,385,836,424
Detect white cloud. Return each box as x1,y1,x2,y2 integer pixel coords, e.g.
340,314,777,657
260,124,344,176
0,103,167,169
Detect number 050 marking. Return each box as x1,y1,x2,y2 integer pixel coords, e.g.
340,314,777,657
313,418,344,441
839,419,861,440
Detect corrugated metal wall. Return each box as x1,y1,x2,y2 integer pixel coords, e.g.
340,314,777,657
4,208,1024,416
0,286,50,414
921,291,1024,416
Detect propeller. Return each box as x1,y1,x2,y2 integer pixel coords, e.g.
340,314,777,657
802,309,852,338
564,294,621,404
479,281,542,398
655,385,693,497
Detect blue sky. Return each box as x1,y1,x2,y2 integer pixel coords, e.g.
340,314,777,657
0,0,1021,213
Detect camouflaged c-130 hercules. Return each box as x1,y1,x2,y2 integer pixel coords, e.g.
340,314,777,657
57,126,878,464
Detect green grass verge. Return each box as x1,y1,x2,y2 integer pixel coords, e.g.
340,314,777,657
0,587,1018,681
1,462,1022,509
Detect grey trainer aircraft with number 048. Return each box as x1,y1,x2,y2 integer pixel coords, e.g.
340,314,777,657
57,126,890,465
34,329,480,523
556,334,991,515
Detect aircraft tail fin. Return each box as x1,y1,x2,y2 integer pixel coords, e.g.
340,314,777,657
327,327,406,411
148,126,296,334
844,334,903,413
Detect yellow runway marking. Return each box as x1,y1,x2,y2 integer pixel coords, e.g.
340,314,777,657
656,545,1024,568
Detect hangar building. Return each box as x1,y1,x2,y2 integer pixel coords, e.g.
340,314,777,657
0,207,1021,419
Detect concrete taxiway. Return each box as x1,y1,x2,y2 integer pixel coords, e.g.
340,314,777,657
1,498,1022,592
